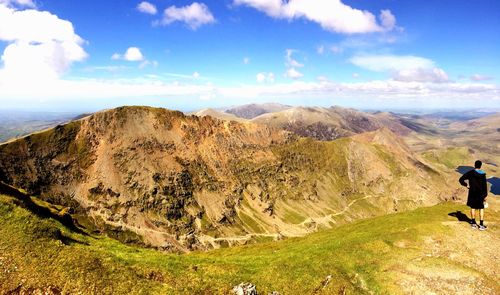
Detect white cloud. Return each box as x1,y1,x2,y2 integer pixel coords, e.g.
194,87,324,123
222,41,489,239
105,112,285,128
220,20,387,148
137,1,157,15
470,74,493,81
317,75,329,82
0,4,87,82
243,57,250,64
200,92,216,100
192,71,200,78
285,49,303,67
284,49,304,80
393,68,449,83
83,65,131,73
0,0,35,8
285,68,303,79
256,72,274,83
352,73,359,78
317,44,343,55
139,59,158,69
112,47,145,61
0,74,498,108
350,55,435,72
256,73,264,83
233,0,397,34
350,54,450,83
379,9,396,31
159,2,215,30
216,80,499,105
124,47,144,61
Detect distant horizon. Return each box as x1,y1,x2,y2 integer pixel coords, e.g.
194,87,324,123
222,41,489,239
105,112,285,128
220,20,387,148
1,101,499,116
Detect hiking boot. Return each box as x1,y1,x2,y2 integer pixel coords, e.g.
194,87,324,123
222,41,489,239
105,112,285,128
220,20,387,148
471,223,478,229
479,225,487,231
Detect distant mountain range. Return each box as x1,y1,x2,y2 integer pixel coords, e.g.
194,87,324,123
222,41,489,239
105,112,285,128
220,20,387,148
193,104,439,141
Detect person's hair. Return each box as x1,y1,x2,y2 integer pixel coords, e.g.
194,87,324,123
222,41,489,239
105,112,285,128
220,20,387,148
474,160,482,169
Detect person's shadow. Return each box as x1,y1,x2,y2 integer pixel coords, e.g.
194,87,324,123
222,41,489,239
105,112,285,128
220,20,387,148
448,211,471,223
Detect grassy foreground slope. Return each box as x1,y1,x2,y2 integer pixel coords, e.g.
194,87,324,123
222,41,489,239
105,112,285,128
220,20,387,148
0,192,498,294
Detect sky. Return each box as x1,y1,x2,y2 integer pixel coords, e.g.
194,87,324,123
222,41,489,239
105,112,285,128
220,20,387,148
0,0,499,112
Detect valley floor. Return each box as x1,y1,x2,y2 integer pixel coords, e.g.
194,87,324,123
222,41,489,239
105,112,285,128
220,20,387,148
0,193,498,294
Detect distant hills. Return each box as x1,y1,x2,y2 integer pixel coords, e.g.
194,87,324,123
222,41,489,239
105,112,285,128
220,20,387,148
193,104,438,141
251,106,417,140
224,103,291,119
190,108,246,122
0,110,80,143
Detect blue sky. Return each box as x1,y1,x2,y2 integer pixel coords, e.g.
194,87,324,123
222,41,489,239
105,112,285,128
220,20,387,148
0,0,499,111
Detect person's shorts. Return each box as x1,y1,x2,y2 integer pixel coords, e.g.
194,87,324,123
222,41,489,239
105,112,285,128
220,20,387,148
467,197,485,209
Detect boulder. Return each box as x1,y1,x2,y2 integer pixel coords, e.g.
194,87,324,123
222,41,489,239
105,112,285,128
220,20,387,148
232,282,257,295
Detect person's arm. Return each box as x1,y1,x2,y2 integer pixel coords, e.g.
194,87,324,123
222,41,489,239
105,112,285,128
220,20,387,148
459,172,469,187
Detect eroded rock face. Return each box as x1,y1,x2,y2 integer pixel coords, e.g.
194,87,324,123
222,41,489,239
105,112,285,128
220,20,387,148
0,106,453,252
251,106,415,141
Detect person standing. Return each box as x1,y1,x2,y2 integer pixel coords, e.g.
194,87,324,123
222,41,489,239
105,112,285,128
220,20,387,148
459,160,488,230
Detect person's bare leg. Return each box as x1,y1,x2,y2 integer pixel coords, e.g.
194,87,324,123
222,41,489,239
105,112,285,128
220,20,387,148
471,208,476,221
480,209,484,224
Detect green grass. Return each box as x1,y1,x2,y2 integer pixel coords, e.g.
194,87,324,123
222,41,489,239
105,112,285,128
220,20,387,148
238,211,266,233
421,147,472,169
0,192,495,294
282,207,306,224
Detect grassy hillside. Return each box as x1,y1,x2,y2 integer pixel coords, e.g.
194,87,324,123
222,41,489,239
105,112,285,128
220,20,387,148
1,190,498,294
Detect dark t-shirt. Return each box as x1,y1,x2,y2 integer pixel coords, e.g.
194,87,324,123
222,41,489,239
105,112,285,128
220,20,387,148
459,169,488,209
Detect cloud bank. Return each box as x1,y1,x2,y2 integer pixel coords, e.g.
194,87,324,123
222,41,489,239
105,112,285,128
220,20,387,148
233,0,397,34
0,4,87,82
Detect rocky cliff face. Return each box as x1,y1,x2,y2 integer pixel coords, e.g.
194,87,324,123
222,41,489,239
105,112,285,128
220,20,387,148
0,106,454,252
251,106,416,141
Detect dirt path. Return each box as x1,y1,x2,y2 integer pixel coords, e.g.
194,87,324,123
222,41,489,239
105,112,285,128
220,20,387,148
299,194,379,226
206,195,381,244
394,198,500,294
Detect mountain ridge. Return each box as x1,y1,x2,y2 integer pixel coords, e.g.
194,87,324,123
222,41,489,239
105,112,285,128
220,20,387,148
0,106,454,251
250,105,416,141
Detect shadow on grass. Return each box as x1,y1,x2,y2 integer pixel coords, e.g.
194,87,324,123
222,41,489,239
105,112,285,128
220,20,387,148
61,234,89,246
0,181,89,237
448,211,471,223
